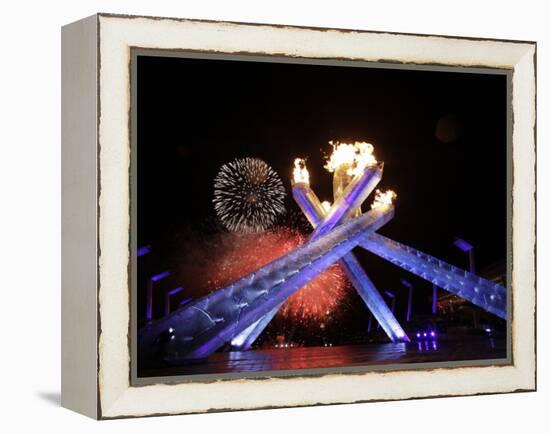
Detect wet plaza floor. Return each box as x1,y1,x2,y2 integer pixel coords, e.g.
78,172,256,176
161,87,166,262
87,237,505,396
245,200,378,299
140,335,506,378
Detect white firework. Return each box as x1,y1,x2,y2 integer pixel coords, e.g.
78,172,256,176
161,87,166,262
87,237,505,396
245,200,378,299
213,158,286,233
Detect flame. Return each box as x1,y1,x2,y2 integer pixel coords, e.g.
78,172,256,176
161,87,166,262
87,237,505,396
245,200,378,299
324,141,377,177
321,201,332,213
293,158,310,184
371,189,397,209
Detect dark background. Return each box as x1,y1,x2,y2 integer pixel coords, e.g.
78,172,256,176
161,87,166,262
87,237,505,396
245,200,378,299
136,54,508,342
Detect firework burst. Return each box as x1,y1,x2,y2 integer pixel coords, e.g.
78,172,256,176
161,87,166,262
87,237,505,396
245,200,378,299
213,158,286,233
205,228,349,324
279,263,347,323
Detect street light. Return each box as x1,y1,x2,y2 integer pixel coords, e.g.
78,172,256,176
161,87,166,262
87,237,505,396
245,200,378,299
146,271,170,322
385,290,397,314
164,286,183,317
137,245,152,257
453,238,475,274
401,279,413,322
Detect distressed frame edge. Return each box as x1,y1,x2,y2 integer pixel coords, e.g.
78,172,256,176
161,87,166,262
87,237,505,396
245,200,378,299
93,14,536,419
95,11,536,46
61,13,100,419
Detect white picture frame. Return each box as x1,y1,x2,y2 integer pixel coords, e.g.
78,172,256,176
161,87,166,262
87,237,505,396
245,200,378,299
61,13,536,419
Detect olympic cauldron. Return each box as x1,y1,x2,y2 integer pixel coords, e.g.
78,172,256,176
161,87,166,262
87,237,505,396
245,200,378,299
139,142,506,363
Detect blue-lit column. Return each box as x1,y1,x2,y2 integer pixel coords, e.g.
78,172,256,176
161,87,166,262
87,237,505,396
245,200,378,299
232,167,409,347
361,234,506,319
377,291,395,330
293,180,408,342
309,164,382,239
229,312,280,350
139,205,394,361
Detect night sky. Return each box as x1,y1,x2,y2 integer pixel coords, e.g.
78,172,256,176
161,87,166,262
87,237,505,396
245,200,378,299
136,54,508,340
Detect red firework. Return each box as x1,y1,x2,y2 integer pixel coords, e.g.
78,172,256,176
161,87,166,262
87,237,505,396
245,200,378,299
207,228,349,323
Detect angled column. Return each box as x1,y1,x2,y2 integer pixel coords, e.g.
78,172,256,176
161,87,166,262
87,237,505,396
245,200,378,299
310,164,383,239
294,180,408,342
139,205,394,362
229,314,277,349
378,291,396,330
361,233,506,319
232,170,409,348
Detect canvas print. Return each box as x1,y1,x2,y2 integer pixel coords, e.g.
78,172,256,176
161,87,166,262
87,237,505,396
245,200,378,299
135,53,508,380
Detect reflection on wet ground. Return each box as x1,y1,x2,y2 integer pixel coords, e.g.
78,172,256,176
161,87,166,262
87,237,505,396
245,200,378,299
140,336,506,378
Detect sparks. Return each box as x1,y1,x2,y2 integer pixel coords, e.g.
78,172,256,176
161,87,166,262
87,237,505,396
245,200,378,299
280,262,347,323
324,141,377,177
292,158,310,184
204,228,349,324
213,158,286,233
371,189,397,209
321,200,332,212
